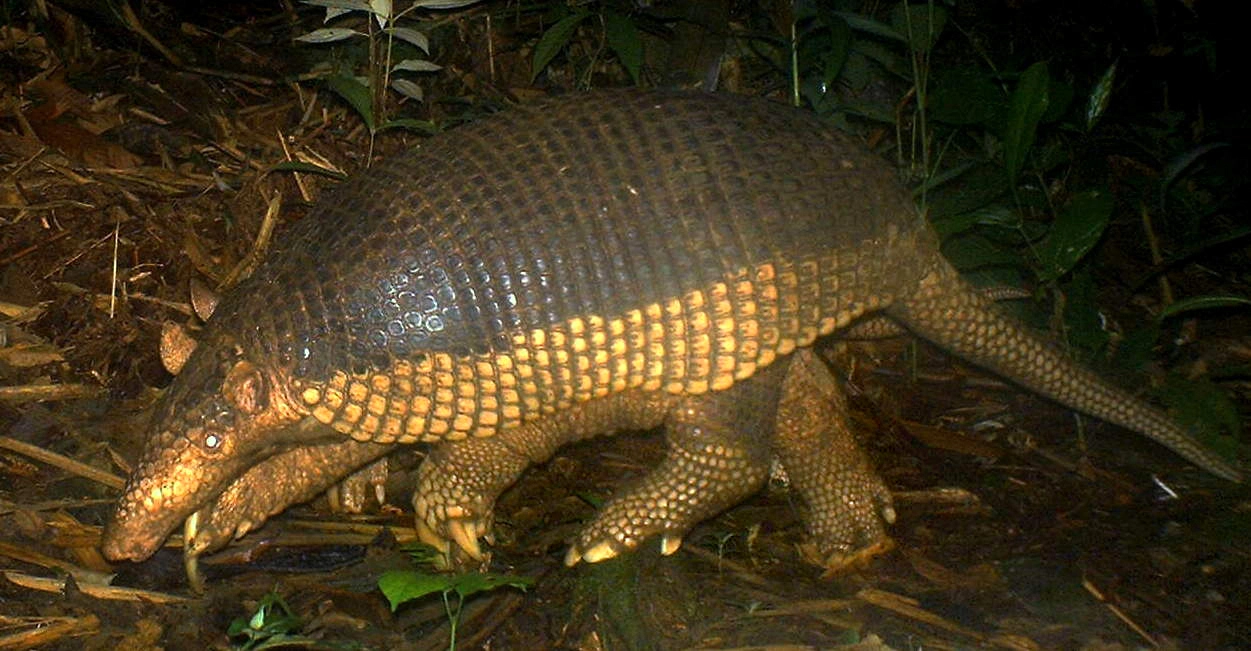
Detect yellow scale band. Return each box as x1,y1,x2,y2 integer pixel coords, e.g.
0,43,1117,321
298,254,885,445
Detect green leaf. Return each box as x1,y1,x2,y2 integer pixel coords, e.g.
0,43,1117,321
325,74,376,132
385,27,429,52
1160,142,1231,210
378,118,440,134
378,570,455,611
926,163,1012,219
295,27,362,43
378,569,533,612
833,12,904,42
451,571,534,599
369,0,392,26
890,2,947,53
931,206,1020,240
1111,323,1161,373
929,67,1004,125
1039,78,1073,123
1037,189,1113,282
1061,268,1111,359
1158,295,1251,319
390,78,424,101
1084,61,1117,132
940,233,1022,271
815,10,852,86
302,0,372,12
532,10,591,81
1001,62,1050,184
268,161,349,179
604,11,642,85
393,58,441,73
1158,375,1242,451
412,0,483,8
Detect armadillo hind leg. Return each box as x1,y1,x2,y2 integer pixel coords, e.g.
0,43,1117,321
773,350,896,572
413,390,672,565
889,261,1241,482
564,365,787,567
186,437,393,557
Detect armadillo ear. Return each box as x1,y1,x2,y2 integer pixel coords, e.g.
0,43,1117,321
223,360,267,415
189,278,220,322
159,322,198,375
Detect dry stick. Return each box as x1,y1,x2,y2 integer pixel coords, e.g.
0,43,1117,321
0,436,125,490
218,192,282,290
1,144,47,185
0,612,102,649
117,0,181,66
454,591,530,651
0,541,109,585
0,384,104,403
1139,203,1174,307
1082,576,1158,648
41,230,117,280
4,571,188,604
109,223,120,318
486,12,496,81
277,128,312,203
856,587,988,643
0,498,114,515
0,229,72,266
681,542,772,587
182,65,278,86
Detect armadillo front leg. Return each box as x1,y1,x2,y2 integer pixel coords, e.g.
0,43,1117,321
413,391,672,564
187,436,393,557
564,366,785,566
774,350,895,572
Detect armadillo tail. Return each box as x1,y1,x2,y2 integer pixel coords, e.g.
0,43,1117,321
889,261,1241,482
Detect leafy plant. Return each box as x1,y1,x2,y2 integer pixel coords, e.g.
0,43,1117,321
530,2,647,86
775,1,1246,451
378,543,533,651
294,0,480,139
228,589,360,650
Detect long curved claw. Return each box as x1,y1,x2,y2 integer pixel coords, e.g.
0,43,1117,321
411,482,498,565
447,520,484,561
565,539,624,566
416,518,451,554
183,511,204,593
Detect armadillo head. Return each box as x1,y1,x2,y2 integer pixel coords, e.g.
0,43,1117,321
100,329,315,562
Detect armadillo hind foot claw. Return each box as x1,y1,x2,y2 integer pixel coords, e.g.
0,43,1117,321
803,536,897,577
774,350,898,571
565,369,783,566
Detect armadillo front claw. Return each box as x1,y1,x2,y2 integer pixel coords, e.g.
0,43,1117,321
447,519,486,561
411,468,498,566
